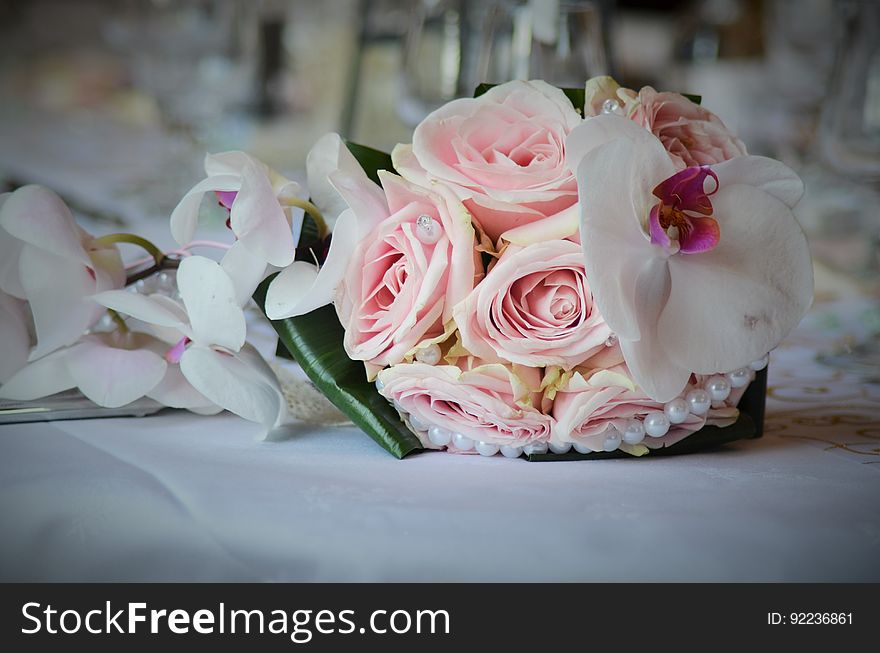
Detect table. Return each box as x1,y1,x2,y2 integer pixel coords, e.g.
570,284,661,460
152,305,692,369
1,290,878,582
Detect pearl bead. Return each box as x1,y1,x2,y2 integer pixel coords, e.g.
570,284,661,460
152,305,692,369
605,333,618,347
664,397,689,424
156,271,175,294
603,430,622,452
573,441,594,454
428,425,451,446
452,432,475,451
686,388,712,415
415,214,442,245
705,375,731,402
475,441,499,457
601,98,624,115
727,368,750,388
643,411,670,438
409,414,429,432
523,441,548,456
500,444,522,458
549,441,572,454
374,378,385,392
415,343,442,366
749,354,769,371
622,418,646,444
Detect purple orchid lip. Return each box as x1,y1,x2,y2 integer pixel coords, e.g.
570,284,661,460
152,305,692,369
649,166,720,254
215,190,237,210
165,336,191,364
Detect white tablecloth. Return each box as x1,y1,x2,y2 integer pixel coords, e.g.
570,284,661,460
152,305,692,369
2,292,879,582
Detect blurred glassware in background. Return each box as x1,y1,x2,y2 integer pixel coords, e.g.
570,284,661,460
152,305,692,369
813,0,880,378
397,0,610,126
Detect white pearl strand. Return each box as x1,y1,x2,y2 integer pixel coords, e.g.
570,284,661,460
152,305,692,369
376,353,768,458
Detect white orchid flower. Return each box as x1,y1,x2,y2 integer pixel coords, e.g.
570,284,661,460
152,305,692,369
565,115,813,401
0,290,31,384
170,151,304,305
93,255,287,430
0,185,125,360
0,330,170,409
264,133,383,320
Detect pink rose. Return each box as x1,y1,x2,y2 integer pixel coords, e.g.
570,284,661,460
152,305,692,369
336,173,479,377
393,80,583,244
454,239,614,369
377,362,551,448
623,86,747,168
551,366,705,451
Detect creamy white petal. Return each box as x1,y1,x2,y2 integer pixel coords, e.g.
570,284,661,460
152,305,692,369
0,348,75,400
0,185,91,267
179,345,283,429
659,185,813,374
0,292,31,383
712,156,804,208
146,363,216,410
169,174,241,246
92,290,187,328
618,256,693,402
220,240,268,307
575,137,655,341
204,151,254,176
177,256,246,351
327,168,389,230
64,334,167,408
230,160,295,268
306,132,371,227
20,246,100,360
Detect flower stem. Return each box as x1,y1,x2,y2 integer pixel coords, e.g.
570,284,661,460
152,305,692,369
283,198,328,240
107,309,129,334
94,233,165,267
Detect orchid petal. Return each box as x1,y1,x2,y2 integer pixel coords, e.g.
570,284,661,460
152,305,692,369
220,240,268,307
0,293,31,383
575,138,654,341
169,174,241,245
0,193,26,298
327,169,389,230
64,334,167,408
177,256,246,351
617,256,693,401
0,348,75,400
306,132,371,227
229,160,295,268
92,290,187,328
20,246,99,360
179,344,284,429
146,362,216,410
0,185,91,267
204,151,255,176
659,184,813,374
712,156,804,208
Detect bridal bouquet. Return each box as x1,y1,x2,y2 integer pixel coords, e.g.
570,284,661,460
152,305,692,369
0,77,813,460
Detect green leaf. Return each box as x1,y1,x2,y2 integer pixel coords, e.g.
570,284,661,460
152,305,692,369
474,82,585,114
681,92,702,105
344,141,395,185
253,277,425,459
